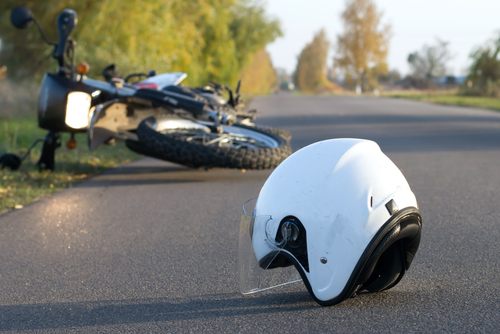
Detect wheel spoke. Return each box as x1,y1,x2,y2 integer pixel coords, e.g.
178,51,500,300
160,128,273,149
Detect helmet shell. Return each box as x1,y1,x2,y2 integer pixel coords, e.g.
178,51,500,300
253,138,418,302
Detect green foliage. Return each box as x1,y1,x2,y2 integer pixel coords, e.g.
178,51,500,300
0,0,281,86
293,30,330,93
334,0,390,92
462,33,500,97
230,1,281,68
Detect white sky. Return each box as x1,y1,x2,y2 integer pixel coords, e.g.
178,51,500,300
265,0,500,76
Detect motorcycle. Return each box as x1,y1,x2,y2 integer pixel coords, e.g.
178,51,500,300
0,7,291,171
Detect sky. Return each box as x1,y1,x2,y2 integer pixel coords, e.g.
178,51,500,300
265,0,500,76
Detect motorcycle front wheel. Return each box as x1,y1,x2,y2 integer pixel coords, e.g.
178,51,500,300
127,116,292,169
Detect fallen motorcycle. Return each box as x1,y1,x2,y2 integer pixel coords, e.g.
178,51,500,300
0,7,291,171
105,65,251,119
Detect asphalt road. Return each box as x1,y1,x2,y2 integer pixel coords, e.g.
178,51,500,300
0,95,499,333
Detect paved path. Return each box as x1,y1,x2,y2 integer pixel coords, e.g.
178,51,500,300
0,95,499,332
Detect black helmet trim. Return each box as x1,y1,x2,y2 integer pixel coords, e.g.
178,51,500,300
281,206,422,306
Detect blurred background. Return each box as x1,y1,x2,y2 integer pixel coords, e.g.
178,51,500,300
1,0,499,109
268,0,500,95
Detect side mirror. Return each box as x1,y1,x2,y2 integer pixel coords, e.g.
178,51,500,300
53,9,78,66
10,6,33,29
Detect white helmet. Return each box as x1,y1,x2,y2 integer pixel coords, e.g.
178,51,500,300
239,138,422,306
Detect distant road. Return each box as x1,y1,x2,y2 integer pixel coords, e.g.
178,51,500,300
0,95,498,332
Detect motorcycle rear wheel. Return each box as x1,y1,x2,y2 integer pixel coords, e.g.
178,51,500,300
128,116,292,169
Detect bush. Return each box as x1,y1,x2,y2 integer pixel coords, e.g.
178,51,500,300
461,34,500,97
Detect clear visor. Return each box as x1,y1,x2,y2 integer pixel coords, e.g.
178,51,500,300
238,199,302,295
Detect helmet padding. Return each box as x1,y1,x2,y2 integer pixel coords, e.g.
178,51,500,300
357,216,421,293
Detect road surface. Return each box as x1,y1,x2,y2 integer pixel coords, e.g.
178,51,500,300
0,95,499,332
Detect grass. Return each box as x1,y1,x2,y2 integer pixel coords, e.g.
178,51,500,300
0,116,138,214
384,90,500,111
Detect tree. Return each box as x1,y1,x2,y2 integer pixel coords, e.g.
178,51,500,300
239,49,277,95
230,1,282,72
463,33,500,97
407,39,452,87
293,29,330,93
0,0,281,85
334,0,391,92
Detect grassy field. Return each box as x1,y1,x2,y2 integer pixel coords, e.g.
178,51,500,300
0,116,138,214
384,90,500,111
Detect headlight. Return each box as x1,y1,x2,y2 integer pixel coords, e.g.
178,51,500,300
65,91,92,129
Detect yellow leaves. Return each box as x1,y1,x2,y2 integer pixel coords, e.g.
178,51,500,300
295,30,331,93
0,187,9,196
335,0,391,91
240,49,277,95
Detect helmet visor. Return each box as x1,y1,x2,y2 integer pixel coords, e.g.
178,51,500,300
238,199,302,295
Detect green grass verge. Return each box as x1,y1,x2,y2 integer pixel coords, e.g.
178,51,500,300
0,116,138,214
385,91,500,111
